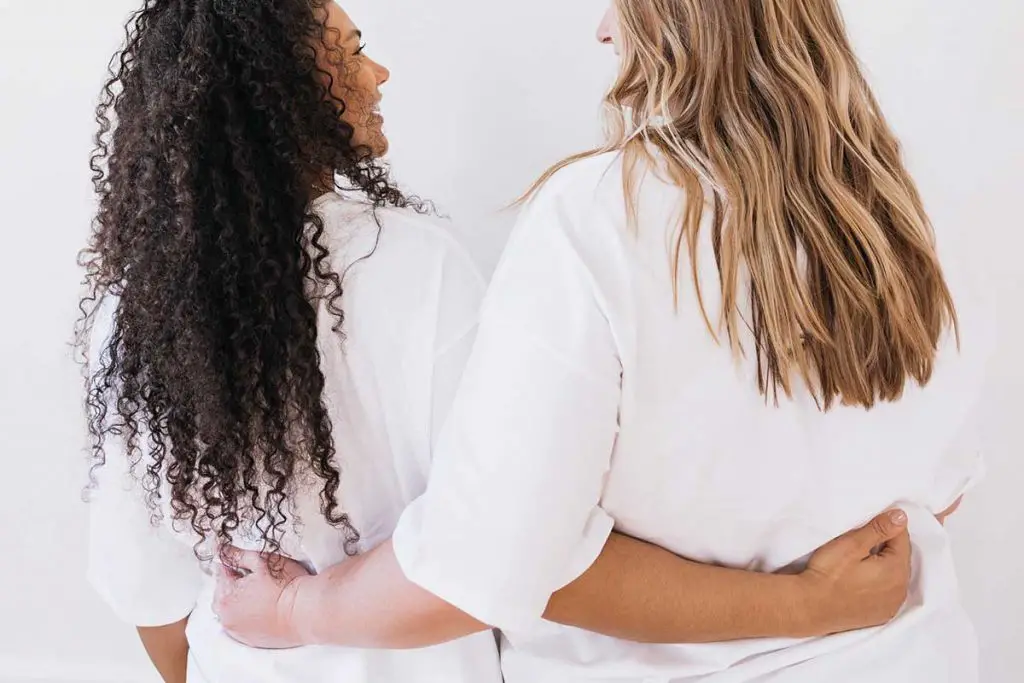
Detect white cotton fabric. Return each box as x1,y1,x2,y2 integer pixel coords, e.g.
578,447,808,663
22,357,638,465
393,151,992,683
87,194,503,683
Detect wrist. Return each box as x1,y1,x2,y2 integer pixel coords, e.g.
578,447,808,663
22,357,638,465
787,571,838,638
279,574,321,646
772,573,828,639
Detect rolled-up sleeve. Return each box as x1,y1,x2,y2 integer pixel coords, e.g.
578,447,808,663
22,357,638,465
392,191,622,633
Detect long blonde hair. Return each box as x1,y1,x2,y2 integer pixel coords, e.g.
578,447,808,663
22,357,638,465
529,0,956,409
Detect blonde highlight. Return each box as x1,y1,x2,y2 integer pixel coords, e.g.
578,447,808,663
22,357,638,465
527,0,956,409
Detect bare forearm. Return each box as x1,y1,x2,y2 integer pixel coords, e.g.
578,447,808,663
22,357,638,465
545,532,812,643
137,617,190,683
290,533,814,649
289,540,488,649
224,513,905,650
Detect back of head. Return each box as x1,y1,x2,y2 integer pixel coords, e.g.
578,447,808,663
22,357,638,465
539,0,956,409
78,0,409,558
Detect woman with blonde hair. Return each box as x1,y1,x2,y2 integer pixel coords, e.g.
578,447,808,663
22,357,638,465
214,1,988,681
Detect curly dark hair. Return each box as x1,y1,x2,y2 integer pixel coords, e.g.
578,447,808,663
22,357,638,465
77,0,416,561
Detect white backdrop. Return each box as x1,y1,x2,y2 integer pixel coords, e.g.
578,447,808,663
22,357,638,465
0,1,1020,682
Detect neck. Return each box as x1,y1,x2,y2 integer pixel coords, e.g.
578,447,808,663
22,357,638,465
308,169,336,199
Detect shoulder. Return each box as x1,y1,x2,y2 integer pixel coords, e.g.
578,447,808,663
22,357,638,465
527,152,626,214
314,196,485,345
505,152,635,266
517,150,680,247
315,194,482,289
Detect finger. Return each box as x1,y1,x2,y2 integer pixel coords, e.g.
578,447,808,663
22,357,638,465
223,547,264,574
876,529,913,601
833,509,909,558
212,580,227,616
213,563,237,606
237,550,265,573
877,527,912,565
936,496,963,525
216,560,244,581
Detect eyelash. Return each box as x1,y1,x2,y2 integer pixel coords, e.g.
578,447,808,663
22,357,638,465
355,42,367,56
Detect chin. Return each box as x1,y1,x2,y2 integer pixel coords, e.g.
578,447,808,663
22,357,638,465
354,127,388,158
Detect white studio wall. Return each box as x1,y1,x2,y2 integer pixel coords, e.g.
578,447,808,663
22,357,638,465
0,1,1020,681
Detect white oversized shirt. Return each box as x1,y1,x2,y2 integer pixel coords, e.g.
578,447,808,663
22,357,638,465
393,152,991,683
87,194,503,683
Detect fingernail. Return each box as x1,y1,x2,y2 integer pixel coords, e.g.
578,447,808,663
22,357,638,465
889,510,908,525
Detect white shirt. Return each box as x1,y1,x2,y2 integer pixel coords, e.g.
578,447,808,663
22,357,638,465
87,194,503,683
393,152,991,683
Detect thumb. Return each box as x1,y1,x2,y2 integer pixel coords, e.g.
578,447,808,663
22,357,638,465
213,562,240,612
839,509,909,558
216,561,241,582
222,546,263,575
234,549,266,574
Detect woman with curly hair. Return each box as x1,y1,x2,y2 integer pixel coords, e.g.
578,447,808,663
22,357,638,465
82,2,919,683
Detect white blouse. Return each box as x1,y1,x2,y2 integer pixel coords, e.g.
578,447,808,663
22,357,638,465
393,152,991,683
87,195,503,683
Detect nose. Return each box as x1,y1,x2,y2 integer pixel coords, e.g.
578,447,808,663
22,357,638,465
597,8,616,45
372,60,390,86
